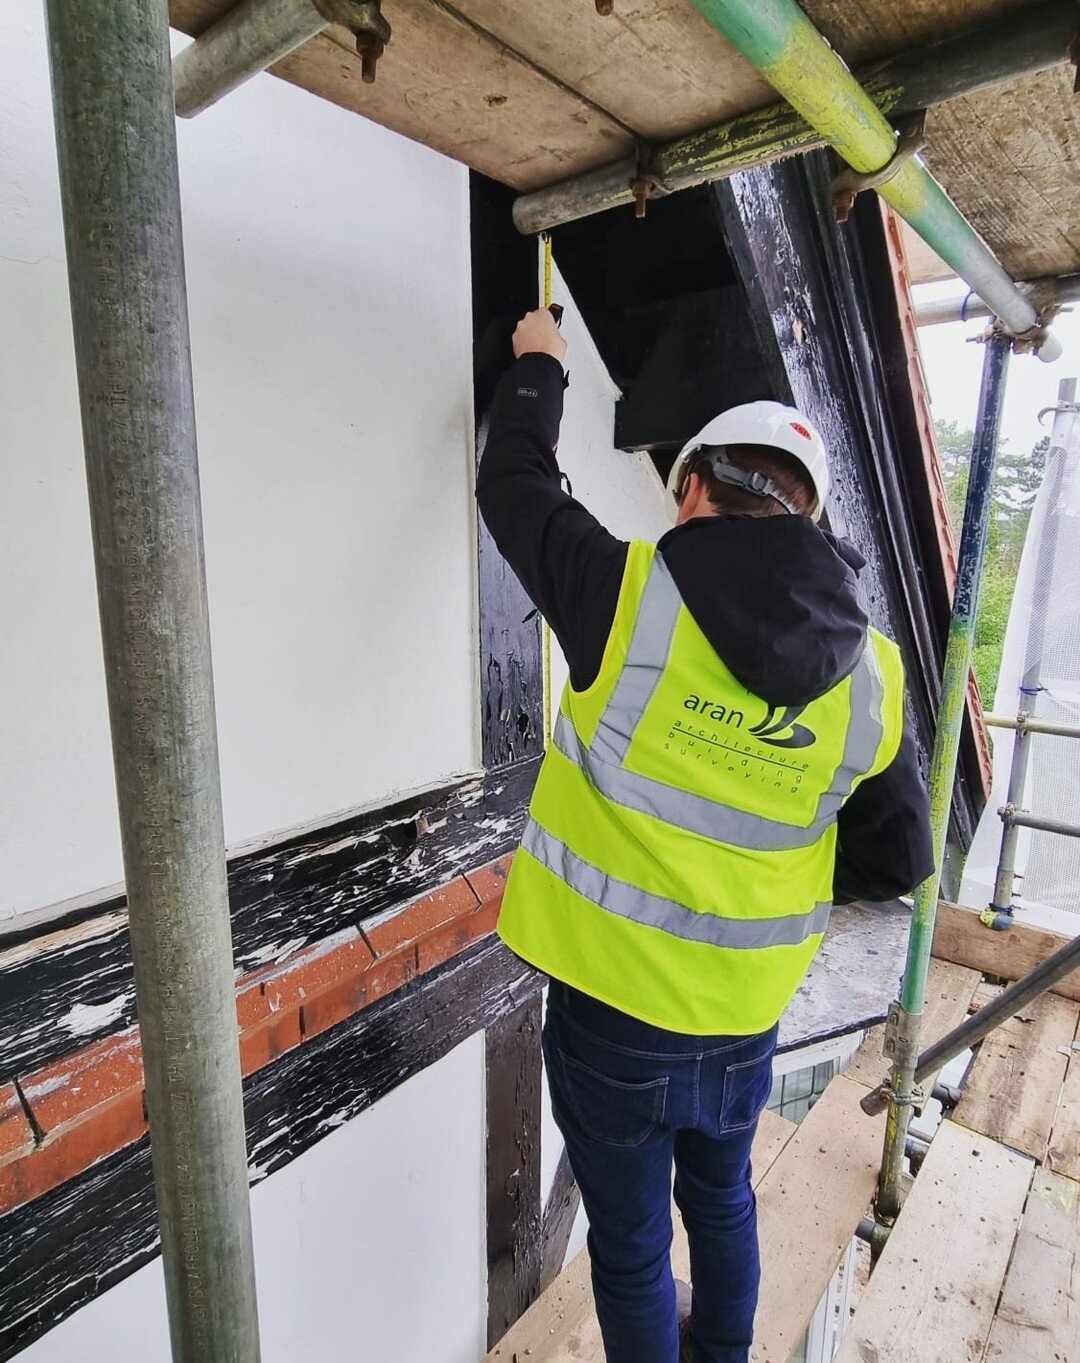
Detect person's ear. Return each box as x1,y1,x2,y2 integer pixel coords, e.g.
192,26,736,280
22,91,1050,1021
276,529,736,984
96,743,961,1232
677,471,705,524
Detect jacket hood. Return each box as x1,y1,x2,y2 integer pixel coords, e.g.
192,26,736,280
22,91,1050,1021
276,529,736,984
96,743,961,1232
658,515,869,708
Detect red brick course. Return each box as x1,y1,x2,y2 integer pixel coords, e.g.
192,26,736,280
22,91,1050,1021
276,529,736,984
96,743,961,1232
0,1085,35,1167
0,858,510,1216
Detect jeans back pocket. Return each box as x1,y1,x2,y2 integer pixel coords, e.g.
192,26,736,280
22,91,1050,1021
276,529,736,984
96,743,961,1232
717,1047,775,1134
555,1049,669,1148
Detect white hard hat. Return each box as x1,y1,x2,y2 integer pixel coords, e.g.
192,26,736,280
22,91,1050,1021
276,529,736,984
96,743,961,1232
664,401,830,524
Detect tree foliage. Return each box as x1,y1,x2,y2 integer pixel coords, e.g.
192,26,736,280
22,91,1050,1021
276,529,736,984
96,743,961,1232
933,421,1049,700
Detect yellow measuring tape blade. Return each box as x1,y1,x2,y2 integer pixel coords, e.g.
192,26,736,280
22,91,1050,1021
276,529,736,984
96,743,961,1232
541,235,553,747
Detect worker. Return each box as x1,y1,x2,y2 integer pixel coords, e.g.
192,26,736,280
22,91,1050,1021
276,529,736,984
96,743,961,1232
476,307,933,1363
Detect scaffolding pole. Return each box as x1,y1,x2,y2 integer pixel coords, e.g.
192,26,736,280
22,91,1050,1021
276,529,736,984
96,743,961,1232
872,334,1012,1222
514,1,1078,235
684,0,1061,360
42,2,261,1359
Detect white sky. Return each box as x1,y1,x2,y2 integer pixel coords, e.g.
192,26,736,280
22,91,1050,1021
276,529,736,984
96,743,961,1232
913,280,1079,455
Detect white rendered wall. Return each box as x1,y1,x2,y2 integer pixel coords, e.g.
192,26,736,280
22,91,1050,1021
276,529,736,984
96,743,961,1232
0,6,667,1351
14,1037,488,1363
0,3,476,920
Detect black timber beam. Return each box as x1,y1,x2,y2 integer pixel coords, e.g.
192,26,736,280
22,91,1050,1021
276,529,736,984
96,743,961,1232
470,172,545,767
470,172,548,1338
715,152,982,844
485,998,544,1347
0,758,539,1081
0,936,542,1362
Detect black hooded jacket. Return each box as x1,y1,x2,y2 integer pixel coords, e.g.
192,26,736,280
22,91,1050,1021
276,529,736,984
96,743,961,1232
476,353,934,905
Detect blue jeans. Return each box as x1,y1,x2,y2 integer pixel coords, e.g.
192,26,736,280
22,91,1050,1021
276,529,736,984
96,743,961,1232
543,981,777,1363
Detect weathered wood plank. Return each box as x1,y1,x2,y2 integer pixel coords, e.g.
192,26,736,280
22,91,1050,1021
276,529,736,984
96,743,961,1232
752,1108,800,1185
484,1110,797,1363
169,0,635,193
834,1121,1033,1363
752,1077,884,1363
960,992,1074,1161
984,1168,1080,1363
803,0,1037,69
954,990,1079,1160
919,64,1080,282
451,0,772,143
1048,1043,1080,1181
486,998,544,1348
538,1148,581,1296
842,957,981,1095
932,900,1080,1003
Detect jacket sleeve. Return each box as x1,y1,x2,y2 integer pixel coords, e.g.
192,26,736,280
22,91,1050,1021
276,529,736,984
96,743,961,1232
833,714,934,904
475,351,627,691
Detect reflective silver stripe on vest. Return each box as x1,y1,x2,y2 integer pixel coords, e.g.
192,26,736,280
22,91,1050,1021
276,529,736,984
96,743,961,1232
554,553,886,852
589,554,682,767
523,821,831,949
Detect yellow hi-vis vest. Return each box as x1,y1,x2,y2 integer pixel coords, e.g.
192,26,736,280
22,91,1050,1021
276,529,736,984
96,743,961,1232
498,539,906,1036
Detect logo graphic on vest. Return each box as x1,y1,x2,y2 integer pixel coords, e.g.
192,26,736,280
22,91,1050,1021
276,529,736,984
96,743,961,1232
748,704,817,750
683,695,744,728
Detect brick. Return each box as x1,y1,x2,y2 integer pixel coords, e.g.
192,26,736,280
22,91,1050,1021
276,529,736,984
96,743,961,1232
415,894,502,973
0,1086,146,1216
0,1084,35,1168
20,1028,143,1135
235,934,376,1030
239,1008,303,1078
464,854,514,905
364,877,479,957
300,949,416,1042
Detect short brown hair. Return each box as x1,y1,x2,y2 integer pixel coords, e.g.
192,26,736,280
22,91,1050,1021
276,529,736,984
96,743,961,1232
686,444,816,518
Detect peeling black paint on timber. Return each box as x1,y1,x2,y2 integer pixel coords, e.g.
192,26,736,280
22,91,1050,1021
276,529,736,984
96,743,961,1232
471,172,544,768
539,1146,581,1296
485,996,544,1348
470,171,548,1344
714,154,980,844
0,935,542,1362
0,757,539,1082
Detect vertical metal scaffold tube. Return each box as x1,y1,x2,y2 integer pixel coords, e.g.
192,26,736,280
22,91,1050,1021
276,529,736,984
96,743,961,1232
42,2,261,1359
684,0,1060,361
875,334,1012,1223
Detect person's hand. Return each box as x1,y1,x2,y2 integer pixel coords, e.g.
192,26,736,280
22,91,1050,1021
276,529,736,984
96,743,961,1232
513,308,567,365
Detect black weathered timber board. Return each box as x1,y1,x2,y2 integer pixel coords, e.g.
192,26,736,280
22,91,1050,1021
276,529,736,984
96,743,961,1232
0,757,539,1082
0,935,542,1361
485,996,544,1348
538,1147,582,1296
714,156,981,843
470,172,544,769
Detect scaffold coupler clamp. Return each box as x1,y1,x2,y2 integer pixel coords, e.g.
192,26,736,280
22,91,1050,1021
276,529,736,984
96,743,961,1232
314,0,392,83
829,111,926,223
630,140,667,220
859,1001,924,1116
980,903,1015,931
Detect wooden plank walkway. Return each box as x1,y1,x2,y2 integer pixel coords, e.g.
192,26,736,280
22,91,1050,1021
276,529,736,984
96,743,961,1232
489,909,1080,1363
984,1168,1080,1363
954,987,1080,1161
1048,1040,1080,1181
751,1077,883,1363
835,1122,1034,1363
484,1109,796,1363
485,1076,885,1363
844,956,982,1103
